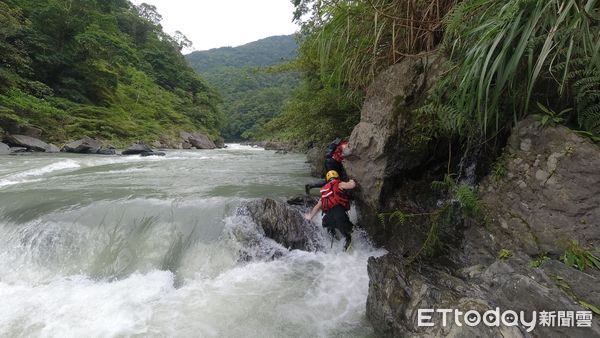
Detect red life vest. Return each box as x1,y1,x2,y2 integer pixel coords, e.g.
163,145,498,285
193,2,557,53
320,179,350,212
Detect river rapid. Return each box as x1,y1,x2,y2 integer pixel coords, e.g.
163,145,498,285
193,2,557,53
0,145,385,337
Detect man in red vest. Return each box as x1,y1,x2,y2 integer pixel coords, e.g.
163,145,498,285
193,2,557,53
304,170,357,250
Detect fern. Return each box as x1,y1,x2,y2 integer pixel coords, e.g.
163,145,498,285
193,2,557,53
455,183,482,217
574,70,600,133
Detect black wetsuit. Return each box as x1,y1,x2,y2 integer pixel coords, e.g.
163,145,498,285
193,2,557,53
322,205,353,249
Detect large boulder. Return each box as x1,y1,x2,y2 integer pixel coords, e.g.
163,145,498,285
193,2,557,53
180,131,216,149
367,253,600,337
121,143,152,155
480,115,600,255
342,53,448,248
237,198,323,252
62,137,103,154
45,143,60,153
344,54,446,211
5,134,52,152
0,142,9,154
62,137,115,155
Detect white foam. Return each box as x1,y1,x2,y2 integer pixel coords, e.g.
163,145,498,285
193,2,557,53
0,271,175,337
225,143,265,151
0,160,81,188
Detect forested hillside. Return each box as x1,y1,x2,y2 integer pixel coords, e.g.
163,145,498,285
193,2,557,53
186,35,300,140
0,0,222,145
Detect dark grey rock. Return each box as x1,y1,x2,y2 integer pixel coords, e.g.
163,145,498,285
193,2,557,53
9,147,28,153
5,134,51,152
96,148,116,155
180,131,216,149
237,198,323,252
62,137,103,154
121,143,152,155
0,142,9,154
140,151,165,157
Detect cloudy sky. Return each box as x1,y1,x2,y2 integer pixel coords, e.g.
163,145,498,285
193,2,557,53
131,0,299,52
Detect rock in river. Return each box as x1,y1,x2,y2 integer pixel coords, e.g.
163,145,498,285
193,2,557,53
5,134,52,152
122,143,152,155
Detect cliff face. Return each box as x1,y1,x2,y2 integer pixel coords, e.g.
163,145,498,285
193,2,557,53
343,55,600,336
344,54,450,254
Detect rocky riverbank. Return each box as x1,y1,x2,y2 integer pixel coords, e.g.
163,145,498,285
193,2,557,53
0,129,225,156
333,53,600,336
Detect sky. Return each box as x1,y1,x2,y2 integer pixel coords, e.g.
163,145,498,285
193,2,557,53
131,0,299,52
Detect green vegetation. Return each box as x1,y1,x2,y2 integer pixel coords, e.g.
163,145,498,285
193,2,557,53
498,249,513,260
258,0,453,145
378,173,484,262
529,254,550,268
186,36,300,140
562,240,600,271
259,0,598,147
554,275,600,315
0,0,222,145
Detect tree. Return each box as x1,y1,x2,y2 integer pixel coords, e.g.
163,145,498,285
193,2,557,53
135,3,162,25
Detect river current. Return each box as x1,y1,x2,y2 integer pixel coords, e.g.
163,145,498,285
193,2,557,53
0,144,385,337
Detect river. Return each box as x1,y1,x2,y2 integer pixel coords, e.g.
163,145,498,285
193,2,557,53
0,145,385,337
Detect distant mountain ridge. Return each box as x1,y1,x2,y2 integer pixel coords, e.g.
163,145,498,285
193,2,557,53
186,35,297,73
185,35,300,140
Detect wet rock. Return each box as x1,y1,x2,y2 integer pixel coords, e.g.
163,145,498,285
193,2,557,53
180,131,216,149
237,198,323,252
0,142,9,154
122,143,152,155
286,195,319,206
140,151,165,157
181,142,192,149
4,134,52,152
96,148,116,155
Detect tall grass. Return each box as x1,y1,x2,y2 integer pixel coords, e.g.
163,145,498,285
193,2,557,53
438,0,600,136
298,0,455,92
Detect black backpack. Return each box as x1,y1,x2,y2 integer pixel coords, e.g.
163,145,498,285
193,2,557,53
325,138,342,159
